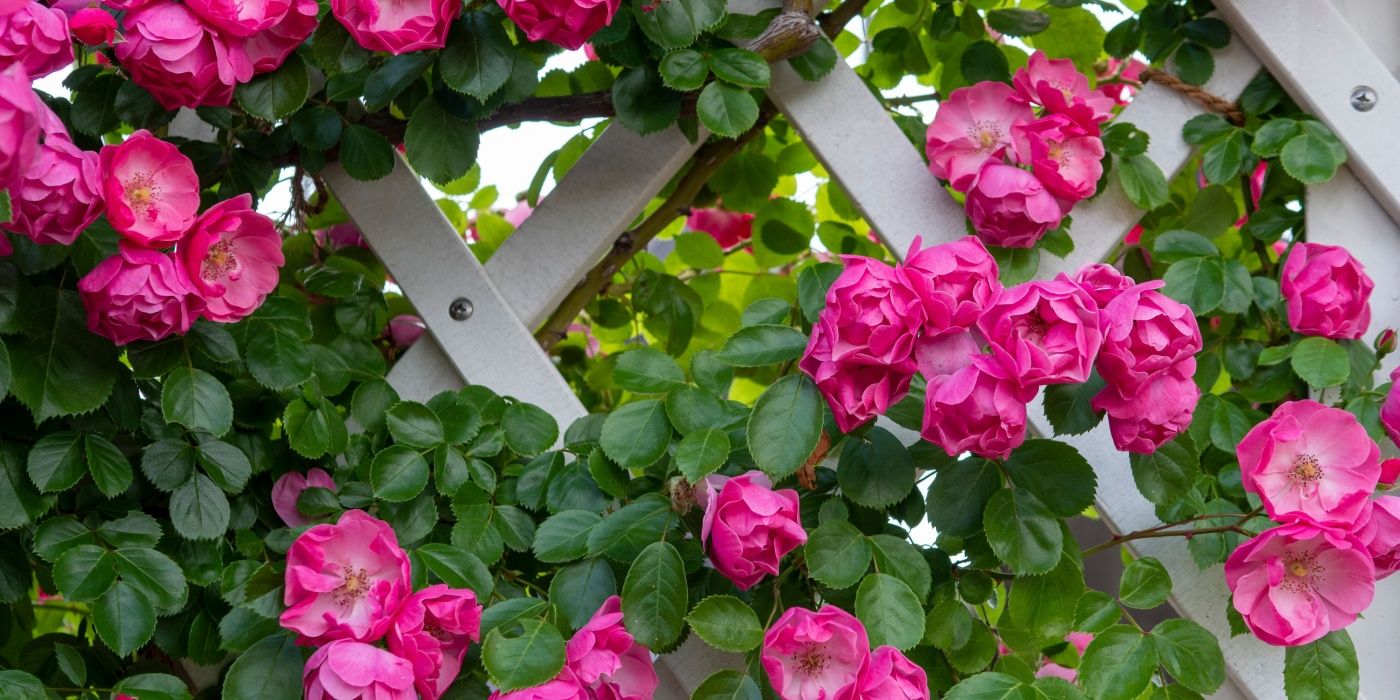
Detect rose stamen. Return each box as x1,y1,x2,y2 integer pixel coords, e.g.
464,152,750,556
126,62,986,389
201,239,239,281
332,566,371,608
1290,453,1324,484
123,171,161,217
794,643,829,677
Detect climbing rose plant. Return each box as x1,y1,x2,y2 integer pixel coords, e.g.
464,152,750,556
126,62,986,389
0,0,1385,699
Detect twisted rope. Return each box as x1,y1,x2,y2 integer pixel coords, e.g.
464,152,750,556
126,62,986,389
1139,67,1246,125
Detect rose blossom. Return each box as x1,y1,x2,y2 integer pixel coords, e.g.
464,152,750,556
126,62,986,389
178,193,285,322
490,671,588,700
1226,521,1375,647
1092,368,1199,454
185,0,292,36
833,647,928,700
77,243,206,345
1012,50,1115,134
280,509,412,645
696,471,807,590
387,585,483,700
1012,114,1105,202
233,0,317,73
69,7,114,45
332,0,460,54
303,639,416,700
0,65,38,188
1237,400,1381,526
900,235,1001,331
1096,281,1202,392
1073,263,1133,308
922,355,1037,460
924,81,1033,192
565,596,658,699
978,274,1103,387
0,2,71,80
315,223,367,249
686,206,753,250
5,134,103,246
101,130,201,246
964,162,1064,248
116,1,252,109
1356,496,1400,578
388,314,427,348
1280,242,1373,340
497,0,620,51
504,200,533,227
0,233,11,257
1382,458,1400,487
762,606,869,700
271,468,338,528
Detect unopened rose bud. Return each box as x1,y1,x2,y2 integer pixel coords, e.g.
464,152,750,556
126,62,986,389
70,8,116,47
1376,329,1396,357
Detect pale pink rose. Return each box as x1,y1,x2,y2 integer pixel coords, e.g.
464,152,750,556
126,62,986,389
387,585,483,700
0,2,71,79
69,7,115,45
1012,114,1105,202
0,65,39,189
1096,281,1202,393
232,0,317,73
185,0,291,36
271,468,337,528
924,81,1033,192
922,355,1037,460
1237,400,1381,526
178,193,284,322
686,206,753,250
583,43,597,61
388,314,426,348
1280,242,1373,340
833,646,927,700
332,0,460,54
696,471,807,591
1064,631,1093,655
1035,662,1077,683
490,670,589,700
5,135,103,246
101,129,201,246
498,0,620,50
1357,496,1400,578
1013,50,1115,134
1073,263,1133,308
900,235,1001,331
116,1,252,109
280,509,412,645
77,243,206,345
303,639,416,700
565,596,657,699
504,200,533,227
1092,367,1198,454
1226,521,1375,647
965,162,1064,248
978,274,1103,387
762,606,869,700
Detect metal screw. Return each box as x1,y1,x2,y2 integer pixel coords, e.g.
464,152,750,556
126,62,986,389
1350,85,1377,112
448,297,474,321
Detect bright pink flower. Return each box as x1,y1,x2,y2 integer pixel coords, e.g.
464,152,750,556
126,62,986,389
498,0,620,50
924,81,1033,192
922,355,1036,460
0,233,11,257
0,2,71,79
0,65,38,189
686,206,753,250
1036,662,1077,682
332,0,460,54
1381,458,1400,487
1096,281,1202,393
914,328,977,382
900,235,1001,331
387,585,483,700
178,194,284,322
1095,58,1145,105
0,0,22,16
69,7,114,45
1238,400,1381,526
565,596,658,699
762,606,869,700
388,314,426,348
1092,366,1198,454
77,243,206,345
185,0,291,36
504,200,533,227
490,670,589,700
965,162,1064,248
696,471,806,591
1073,263,1133,308
5,135,103,246
583,43,597,61
1012,114,1105,202
833,646,927,700
1357,496,1400,578
1280,242,1373,340
1065,631,1093,655
116,1,252,109
101,130,200,246
1226,521,1375,646
315,223,367,249
271,468,337,528
978,275,1103,387
304,639,416,700
1013,50,1115,134
232,0,317,73
280,509,412,645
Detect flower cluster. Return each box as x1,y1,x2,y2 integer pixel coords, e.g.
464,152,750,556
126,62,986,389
71,130,283,345
800,236,1201,458
492,596,658,700
762,606,926,700
925,51,1113,249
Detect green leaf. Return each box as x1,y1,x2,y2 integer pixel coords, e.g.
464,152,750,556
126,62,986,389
1181,114,1236,145
611,67,682,135
1153,230,1220,263
984,488,1062,575
614,348,686,393
1284,630,1358,700
53,644,86,686
621,541,688,650
675,428,730,482
960,40,1011,83
1172,42,1214,85
747,374,822,479
1101,122,1149,158
838,426,915,509
1119,557,1171,609
114,674,193,700
674,232,725,268
1252,118,1299,157
311,20,369,74
1002,552,1083,652
600,399,672,468
9,290,116,422
1041,375,1106,438
1002,439,1096,518
1080,625,1158,700
1280,121,1347,185
387,401,445,448
71,73,121,137
244,327,314,389
715,324,808,366
986,8,1051,36
416,543,493,596
1151,619,1225,695
371,445,431,502
34,518,94,561
290,106,343,151
855,573,925,650
440,13,514,100
788,36,837,81
1129,436,1199,506
869,535,932,602
697,82,759,139
483,619,566,691
86,434,133,497
405,97,480,186
687,595,764,652
195,440,251,494
943,673,1030,700
168,474,230,541
27,431,86,492
362,53,431,111
926,458,1001,538
162,368,233,437
586,494,672,562
338,124,396,181
659,49,708,91
1117,154,1170,211
140,440,194,492
98,512,162,549
223,634,305,700
113,547,188,615
692,670,762,700
494,505,535,552
236,54,309,120
1292,336,1351,388
1201,130,1246,185
282,399,347,459
534,510,602,564
94,580,156,656
634,0,727,49
705,48,770,87
351,379,399,432
1162,256,1246,315
804,519,871,589
549,559,617,630
54,544,117,601
0,671,46,700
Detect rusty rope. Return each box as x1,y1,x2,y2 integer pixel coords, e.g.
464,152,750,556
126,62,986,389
1139,67,1246,125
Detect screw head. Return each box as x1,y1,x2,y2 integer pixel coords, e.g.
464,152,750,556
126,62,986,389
1350,85,1377,112
448,297,474,321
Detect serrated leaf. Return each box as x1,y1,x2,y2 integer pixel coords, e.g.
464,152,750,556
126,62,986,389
621,541,688,650
855,573,924,650
162,368,233,437
94,580,156,656
747,375,822,479
983,488,1062,575
804,520,870,589
686,595,763,652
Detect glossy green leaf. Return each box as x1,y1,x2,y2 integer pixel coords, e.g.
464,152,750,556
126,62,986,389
371,445,431,502
687,595,763,652
600,399,671,468
1119,557,1172,609
1284,630,1358,700
613,348,686,394
855,573,924,650
747,375,822,479
621,541,687,650
804,520,870,589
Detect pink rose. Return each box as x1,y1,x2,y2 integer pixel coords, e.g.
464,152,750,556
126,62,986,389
271,468,337,528
1073,263,1133,308
565,596,658,699
5,132,102,246
280,509,412,645
116,1,252,109
332,0,460,54
914,328,977,382
0,2,71,79
0,233,11,257
1237,400,1381,526
0,0,22,16
900,235,1001,331
833,646,928,700
387,585,483,700
1012,50,1115,134
1226,521,1375,647
77,243,206,346
978,275,1103,387
497,0,620,51
101,130,201,246
0,65,39,189
1381,458,1400,487
504,200,534,228
315,223,367,249
922,355,1036,460
303,639,416,700
1356,496,1400,578
178,193,284,322
388,314,426,348
1096,281,1202,393
696,471,807,591
1096,58,1144,105
1012,114,1105,202
1092,368,1198,454
761,606,869,700
686,206,753,250
232,0,317,73
1280,242,1373,340
1036,662,1077,682
924,81,1033,192
490,670,588,700
1065,631,1093,655
185,0,292,36
69,7,115,45
965,162,1064,248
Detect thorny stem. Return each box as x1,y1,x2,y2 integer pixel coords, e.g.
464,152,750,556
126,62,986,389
1082,508,1263,558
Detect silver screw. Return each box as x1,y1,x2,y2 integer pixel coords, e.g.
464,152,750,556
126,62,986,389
1351,85,1377,112
448,297,474,321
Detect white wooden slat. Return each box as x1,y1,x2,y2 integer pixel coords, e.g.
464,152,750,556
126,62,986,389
385,337,463,402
